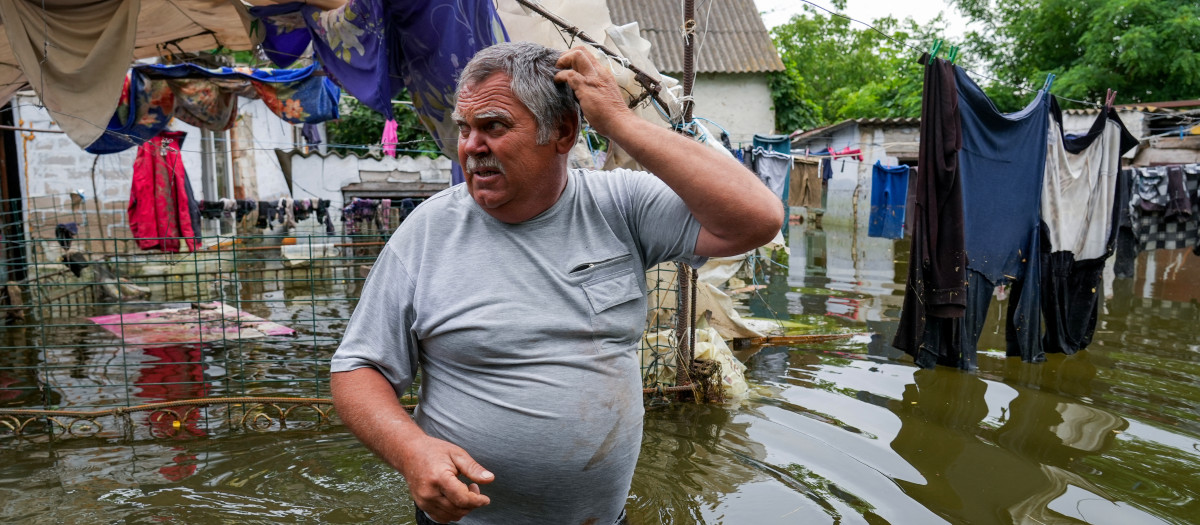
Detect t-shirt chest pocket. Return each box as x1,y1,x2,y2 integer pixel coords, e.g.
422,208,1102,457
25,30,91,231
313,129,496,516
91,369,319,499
583,269,642,314
574,254,645,348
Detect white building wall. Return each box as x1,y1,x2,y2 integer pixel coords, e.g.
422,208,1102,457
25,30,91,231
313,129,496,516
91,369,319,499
13,92,143,239
289,153,453,211
289,153,360,209
236,98,296,202
689,73,777,144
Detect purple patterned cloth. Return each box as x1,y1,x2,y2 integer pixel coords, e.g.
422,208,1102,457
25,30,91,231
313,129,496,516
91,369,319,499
249,0,508,162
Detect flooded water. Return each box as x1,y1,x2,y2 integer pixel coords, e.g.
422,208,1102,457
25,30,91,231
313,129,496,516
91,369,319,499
2,220,1199,524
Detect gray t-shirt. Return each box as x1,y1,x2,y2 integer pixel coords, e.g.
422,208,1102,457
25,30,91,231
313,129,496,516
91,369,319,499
331,168,705,524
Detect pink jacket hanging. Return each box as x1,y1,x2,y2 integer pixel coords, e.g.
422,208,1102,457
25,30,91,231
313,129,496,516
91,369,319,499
128,130,197,252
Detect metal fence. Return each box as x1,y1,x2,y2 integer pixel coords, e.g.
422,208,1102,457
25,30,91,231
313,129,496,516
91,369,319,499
0,193,694,442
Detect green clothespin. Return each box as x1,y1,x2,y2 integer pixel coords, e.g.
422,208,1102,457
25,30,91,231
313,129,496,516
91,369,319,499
930,39,943,59
948,46,959,63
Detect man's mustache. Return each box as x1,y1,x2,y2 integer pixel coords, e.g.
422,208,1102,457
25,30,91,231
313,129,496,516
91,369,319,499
466,155,505,174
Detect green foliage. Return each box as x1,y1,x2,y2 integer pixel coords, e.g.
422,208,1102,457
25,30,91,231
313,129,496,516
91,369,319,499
768,6,945,132
950,0,1200,109
767,66,821,134
325,93,440,157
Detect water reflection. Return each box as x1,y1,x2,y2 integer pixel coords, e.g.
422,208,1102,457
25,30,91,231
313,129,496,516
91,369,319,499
775,219,1199,524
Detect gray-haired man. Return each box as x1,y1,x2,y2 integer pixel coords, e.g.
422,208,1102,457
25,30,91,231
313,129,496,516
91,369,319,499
330,41,782,523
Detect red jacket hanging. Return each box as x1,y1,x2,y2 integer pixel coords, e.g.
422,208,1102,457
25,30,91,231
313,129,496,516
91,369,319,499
128,130,197,252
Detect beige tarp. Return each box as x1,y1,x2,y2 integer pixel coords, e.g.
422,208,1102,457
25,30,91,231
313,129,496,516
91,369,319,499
0,0,255,149
0,0,140,149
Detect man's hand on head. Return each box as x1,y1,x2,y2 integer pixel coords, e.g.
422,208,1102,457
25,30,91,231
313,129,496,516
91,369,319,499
401,434,494,523
553,46,633,138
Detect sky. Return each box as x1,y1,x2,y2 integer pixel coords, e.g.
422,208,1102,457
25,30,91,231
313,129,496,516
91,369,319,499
752,0,970,37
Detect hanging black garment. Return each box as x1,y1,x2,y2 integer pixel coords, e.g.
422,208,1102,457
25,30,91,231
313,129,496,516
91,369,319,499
1041,250,1105,354
199,201,225,219
1113,168,1139,278
235,200,256,221
55,223,78,249
893,53,967,367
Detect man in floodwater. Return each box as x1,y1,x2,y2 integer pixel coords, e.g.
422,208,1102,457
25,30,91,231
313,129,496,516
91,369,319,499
329,41,782,524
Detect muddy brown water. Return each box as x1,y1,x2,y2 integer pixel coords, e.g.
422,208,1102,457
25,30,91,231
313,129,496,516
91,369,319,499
1,222,1197,524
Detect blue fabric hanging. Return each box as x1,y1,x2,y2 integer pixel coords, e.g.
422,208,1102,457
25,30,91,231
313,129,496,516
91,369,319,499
868,161,909,239
954,65,1051,363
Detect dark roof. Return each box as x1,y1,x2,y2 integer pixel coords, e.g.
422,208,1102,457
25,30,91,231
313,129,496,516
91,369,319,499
606,0,785,74
790,118,920,143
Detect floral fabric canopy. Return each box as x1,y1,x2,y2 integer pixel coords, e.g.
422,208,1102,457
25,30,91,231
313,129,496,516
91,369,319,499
86,63,341,155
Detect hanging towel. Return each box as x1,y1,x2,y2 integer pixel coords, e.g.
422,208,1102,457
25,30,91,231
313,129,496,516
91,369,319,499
752,147,790,201
128,131,196,253
752,134,791,155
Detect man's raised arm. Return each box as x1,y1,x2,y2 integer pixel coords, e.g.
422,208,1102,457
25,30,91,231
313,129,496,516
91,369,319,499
554,47,785,257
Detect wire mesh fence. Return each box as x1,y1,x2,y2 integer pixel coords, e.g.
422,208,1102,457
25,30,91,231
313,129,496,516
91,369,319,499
0,193,693,442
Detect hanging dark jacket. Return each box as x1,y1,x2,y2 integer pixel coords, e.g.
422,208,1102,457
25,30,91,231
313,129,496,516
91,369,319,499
893,53,967,366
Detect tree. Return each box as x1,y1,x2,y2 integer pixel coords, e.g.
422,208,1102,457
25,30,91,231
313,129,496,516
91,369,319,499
950,0,1200,109
767,2,946,132
325,92,440,158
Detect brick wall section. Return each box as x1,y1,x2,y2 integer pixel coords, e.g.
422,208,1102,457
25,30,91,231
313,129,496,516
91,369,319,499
14,94,138,212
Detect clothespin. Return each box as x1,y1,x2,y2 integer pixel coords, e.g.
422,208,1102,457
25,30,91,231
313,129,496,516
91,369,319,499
1104,89,1117,109
1043,73,1056,93
947,46,959,64
929,39,943,60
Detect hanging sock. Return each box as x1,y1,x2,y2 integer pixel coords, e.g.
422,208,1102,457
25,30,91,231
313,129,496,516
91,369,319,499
382,119,398,158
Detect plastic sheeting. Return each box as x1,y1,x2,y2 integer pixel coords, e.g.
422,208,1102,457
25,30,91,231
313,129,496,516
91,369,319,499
89,301,295,346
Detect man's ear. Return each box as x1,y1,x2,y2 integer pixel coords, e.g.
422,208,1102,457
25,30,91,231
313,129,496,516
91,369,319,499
552,117,579,154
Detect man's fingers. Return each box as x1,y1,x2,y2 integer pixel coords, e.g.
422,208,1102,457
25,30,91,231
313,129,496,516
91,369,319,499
553,69,577,88
555,46,596,76
451,451,495,485
439,471,491,509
